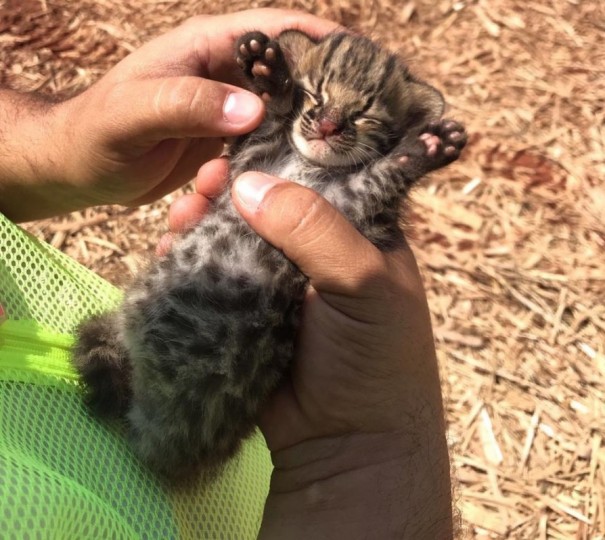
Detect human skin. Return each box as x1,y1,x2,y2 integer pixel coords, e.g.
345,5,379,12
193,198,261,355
168,162,454,539
0,10,340,221
0,11,453,538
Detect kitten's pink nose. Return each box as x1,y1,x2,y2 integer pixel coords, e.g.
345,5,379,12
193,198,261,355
318,118,341,137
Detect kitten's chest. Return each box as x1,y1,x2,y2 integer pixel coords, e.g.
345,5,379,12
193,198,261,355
231,136,387,221
265,154,318,187
239,149,354,199
267,155,377,216
229,139,401,248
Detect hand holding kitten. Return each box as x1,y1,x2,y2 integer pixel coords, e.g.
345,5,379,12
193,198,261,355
0,10,340,221
0,10,456,535
167,161,453,538
44,18,457,536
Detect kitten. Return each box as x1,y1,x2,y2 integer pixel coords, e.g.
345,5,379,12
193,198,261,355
73,29,467,481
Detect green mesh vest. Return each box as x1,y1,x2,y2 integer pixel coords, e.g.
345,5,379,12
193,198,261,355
0,213,272,539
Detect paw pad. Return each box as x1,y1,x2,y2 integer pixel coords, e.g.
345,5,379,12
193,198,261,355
420,119,467,163
235,32,291,98
393,118,467,174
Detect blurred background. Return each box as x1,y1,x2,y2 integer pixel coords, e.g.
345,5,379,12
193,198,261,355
1,0,603,537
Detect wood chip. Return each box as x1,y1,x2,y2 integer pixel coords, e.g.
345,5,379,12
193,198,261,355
10,0,605,536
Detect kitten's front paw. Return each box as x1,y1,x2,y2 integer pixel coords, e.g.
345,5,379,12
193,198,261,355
420,119,467,164
396,119,467,172
236,32,291,100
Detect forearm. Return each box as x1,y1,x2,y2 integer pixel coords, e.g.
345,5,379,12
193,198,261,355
0,90,80,221
259,429,453,539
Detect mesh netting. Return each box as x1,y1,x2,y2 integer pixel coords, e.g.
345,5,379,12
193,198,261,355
0,213,271,539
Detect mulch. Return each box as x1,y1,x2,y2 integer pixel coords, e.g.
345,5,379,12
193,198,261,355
2,0,604,537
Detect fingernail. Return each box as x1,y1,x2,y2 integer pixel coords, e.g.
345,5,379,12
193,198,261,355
234,172,287,211
223,92,262,124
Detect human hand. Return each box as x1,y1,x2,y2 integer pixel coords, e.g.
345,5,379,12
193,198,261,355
166,159,445,449
166,162,453,538
0,10,339,221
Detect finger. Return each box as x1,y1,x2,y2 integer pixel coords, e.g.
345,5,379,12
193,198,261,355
163,158,229,234
232,172,387,298
156,233,174,257
168,193,210,234
103,77,264,144
195,158,230,199
191,10,345,83
126,137,224,206
114,10,342,84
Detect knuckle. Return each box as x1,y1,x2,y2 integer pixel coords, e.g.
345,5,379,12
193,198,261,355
270,184,389,289
155,78,208,127
283,188,336,244
184,82,210,122
104,81,130,108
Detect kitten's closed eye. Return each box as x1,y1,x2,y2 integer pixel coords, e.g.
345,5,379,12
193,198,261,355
354,117,384,127
301,88,322,106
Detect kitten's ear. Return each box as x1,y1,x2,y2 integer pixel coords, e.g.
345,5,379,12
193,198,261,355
404,81,445,128
410,82,445,118
277,30,318,69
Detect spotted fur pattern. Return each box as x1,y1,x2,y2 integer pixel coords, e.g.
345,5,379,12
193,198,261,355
73,30,467,481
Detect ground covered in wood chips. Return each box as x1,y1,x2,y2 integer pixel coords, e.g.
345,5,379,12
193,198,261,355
2,0,604,537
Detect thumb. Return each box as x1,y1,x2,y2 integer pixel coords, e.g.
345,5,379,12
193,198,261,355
231,172,387,298
102,77,264,143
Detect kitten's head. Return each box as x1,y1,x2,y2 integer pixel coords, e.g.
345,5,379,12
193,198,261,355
280,32,444,167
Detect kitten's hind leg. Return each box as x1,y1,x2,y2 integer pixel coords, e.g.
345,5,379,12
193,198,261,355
236,32,292,102
395,119,467,179
73,312,132,417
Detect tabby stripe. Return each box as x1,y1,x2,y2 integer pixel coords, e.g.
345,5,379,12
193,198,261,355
326,68,336,86
321,33,347,72
376,55,397,93
367,130,391,153
360,95,375,115
341,43,355,71
316,75,325,96
357,46,376,80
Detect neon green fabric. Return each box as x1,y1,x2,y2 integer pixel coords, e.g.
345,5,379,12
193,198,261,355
0,213,272,539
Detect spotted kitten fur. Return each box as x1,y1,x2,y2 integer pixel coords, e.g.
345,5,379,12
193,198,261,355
73,29,467,480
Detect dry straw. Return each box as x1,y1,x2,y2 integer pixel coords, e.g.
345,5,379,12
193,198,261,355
2,0,603,537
